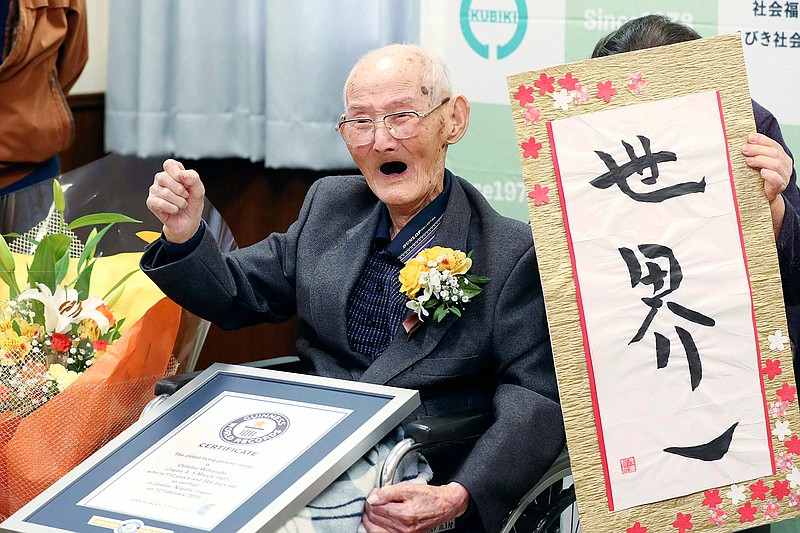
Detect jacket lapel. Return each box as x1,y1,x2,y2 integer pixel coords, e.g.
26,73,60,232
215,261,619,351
309,203,381,357
359,175,472,385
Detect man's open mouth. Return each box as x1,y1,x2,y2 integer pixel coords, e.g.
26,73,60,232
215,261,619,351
380,161,408,175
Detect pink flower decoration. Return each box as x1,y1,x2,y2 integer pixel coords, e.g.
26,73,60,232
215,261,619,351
596,80,617,103
528,183,550,206
708,505,728,526
790,489,800,508
770,400,789,419
558,72,580,91
761,500,780,520
513,84,535,107
522,105,542,125
533,72,555,95
626,72,648,94
521,136,543,159
778,451,794,472
572,84,589,104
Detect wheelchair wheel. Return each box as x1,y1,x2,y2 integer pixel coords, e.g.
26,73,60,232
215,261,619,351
500,451,579,533
505,480,579,533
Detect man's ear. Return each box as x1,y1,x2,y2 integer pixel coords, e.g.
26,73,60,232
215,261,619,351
445,94,470,145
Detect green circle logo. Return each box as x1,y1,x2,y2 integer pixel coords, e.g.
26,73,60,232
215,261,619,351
460,0,528,59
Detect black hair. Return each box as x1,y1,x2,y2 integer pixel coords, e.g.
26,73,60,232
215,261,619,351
591,14,701,58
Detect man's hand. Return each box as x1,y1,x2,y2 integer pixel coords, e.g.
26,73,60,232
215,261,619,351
362,482,469,533
742,132,794,238
146,159,205,244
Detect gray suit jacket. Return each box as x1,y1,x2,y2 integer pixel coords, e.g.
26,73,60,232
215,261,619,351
141,172,565,531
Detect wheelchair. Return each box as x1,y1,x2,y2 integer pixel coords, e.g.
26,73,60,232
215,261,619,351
144,356,578,533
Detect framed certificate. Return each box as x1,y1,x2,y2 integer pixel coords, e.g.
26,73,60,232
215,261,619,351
1,363,420,533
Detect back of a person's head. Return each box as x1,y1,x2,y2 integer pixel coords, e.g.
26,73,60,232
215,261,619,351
591,14,702,58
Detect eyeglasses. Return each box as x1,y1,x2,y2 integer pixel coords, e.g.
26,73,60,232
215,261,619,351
336,97,451,147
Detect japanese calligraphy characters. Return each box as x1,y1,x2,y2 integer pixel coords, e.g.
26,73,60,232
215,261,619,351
619,244,715,391
548,91,773,511
591,135,706,203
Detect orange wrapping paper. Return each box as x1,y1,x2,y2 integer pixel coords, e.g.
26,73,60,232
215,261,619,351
0,297,181,519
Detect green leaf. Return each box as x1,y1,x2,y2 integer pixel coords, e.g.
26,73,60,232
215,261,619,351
103,279,127,308
433,304,448,322
451,306,462,317
0,235,16,273
423,297,439,309
73,259,96,300
27,234,72,292
102,268,139,301
2,233,39,247
54,245,71,286
67,213,141,231
0,269,21,298
53,179,66,214
466,274,491,285
11,320,21,336
461,281,483,298
77,225,112,274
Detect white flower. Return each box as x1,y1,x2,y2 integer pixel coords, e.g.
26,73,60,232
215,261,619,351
774,420,792,441
17,283,110,334
406,299,429,319
551,88,571,111
769,330,789,351
788,467,800,488
427,269,443,296
727,483,746,505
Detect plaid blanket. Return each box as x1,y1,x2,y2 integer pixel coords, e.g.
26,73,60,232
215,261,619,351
278,428,432,532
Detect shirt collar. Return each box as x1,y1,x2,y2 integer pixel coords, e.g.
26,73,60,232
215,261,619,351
374,170,452,260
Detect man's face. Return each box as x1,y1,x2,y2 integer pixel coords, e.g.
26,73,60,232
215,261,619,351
343,52,449,218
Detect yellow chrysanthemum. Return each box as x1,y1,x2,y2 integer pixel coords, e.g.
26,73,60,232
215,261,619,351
398,257,426,297
417,247,472,275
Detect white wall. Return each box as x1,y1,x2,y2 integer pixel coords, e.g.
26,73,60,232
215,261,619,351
70,0,108,95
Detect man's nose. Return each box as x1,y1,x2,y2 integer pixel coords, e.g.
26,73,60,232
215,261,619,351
372,122,399,151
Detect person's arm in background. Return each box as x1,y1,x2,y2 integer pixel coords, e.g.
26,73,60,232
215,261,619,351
743,101,799,305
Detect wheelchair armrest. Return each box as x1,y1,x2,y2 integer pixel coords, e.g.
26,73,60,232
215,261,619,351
154,356,310,396
380,408,494,487
404,408,494,446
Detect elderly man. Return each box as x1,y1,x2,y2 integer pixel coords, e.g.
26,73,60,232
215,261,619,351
141,44,564,532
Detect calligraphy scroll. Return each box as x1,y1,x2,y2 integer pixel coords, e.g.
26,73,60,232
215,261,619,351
509,34,800,531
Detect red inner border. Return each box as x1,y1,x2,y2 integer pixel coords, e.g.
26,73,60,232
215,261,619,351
547,120,616,510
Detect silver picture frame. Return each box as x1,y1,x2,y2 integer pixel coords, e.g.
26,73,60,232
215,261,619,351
1,363,420,533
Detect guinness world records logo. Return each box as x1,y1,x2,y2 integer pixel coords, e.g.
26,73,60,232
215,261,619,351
220,413,289,444
460,0,528,59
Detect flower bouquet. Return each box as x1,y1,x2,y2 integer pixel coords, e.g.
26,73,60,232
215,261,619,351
0,180,182,519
